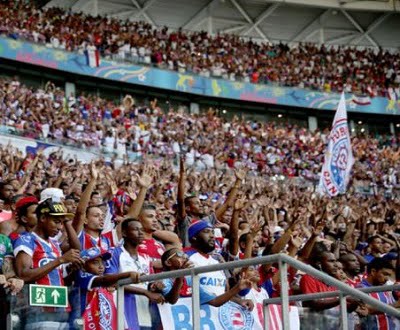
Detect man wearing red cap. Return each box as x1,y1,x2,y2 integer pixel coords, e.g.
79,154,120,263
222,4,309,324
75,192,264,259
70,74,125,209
10,196,38,240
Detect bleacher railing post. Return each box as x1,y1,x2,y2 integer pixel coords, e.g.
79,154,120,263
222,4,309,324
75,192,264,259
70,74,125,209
191,273,200,330
263,303,270,330
339,293,348,329
6,313,19,330
117,284,125,330
279,259,290,329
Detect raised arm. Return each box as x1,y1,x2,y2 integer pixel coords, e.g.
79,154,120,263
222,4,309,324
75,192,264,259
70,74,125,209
287,231,307,257
92,271,139,288
177,156,186,221
343,211,357,249
153,230,181,249
298,219,326,262
72,163,98,233
61,217,81,251
125,165,155,219
228,197,246,258
215,169,245,221
269,215,300,255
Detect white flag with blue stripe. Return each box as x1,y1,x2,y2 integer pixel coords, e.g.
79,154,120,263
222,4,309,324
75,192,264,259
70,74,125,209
318,92,354,196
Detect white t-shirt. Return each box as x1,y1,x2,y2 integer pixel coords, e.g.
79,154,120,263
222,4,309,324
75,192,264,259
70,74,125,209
243,287,269,328
188,252,226,304
201,153,214,168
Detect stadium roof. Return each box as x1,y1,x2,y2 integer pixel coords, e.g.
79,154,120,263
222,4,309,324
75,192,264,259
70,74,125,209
45,0,400,49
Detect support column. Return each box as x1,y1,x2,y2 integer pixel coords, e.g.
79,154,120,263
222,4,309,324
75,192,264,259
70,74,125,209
279,260,290,329
93,0,98,17
65,82,76,97
190,102,200,114
192,273,200,330
207,6,213,35
350,120,356,135
319,14,325,45
390,123,395,135
308,116,318,132
319,28,324,44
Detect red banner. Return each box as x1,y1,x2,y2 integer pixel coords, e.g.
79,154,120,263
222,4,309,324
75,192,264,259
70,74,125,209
83,288,117,330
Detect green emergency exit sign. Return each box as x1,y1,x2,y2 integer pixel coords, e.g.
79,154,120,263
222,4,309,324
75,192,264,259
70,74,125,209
29,284,68,307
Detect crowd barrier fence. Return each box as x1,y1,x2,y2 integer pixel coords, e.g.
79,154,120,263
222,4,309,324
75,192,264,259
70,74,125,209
115,253,400,330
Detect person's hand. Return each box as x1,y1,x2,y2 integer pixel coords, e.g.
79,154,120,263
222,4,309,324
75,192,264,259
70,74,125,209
59,249,83,266
234,197,247,211
150,281,165,292
114,215,125,225
137,165,154,189
392,299,400,309
60,169,69,181
110,180,119,196
90,162,99,180
239,299,254,311
182,259,194,269
237,278,252,291
215,221,230,231
129,272,140,284
145,291,166,304
331,240,341,254
290,234,303,249
235,168,247,182
107,286,116,293
179,155,185,173
4,278,24,295
389,233,400,248
36,147,45,157
289,214,303,230
340,242,351,253
356,304,369,317
249,217,263,238
0,274,6,285
313,219,326,237
258,196,270,207
347,297,362,313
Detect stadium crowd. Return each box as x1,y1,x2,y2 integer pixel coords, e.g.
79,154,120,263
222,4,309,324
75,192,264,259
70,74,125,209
1,76,400,196
0,140,399,329
0,1,400,328
0,1,400,96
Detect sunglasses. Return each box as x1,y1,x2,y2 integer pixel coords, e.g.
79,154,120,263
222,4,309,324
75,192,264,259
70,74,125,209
165,251,187,262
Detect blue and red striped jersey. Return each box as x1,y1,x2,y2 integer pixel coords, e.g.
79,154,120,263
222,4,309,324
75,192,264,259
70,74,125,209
13,232,63,286
358,279,400,330
78,230,117,251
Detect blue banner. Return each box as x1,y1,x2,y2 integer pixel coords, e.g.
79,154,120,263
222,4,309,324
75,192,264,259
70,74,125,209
0,37,399,115
157,297,300,330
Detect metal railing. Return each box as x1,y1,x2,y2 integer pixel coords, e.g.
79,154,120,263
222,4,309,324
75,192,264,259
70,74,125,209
116,253,400,330
264,284,400,330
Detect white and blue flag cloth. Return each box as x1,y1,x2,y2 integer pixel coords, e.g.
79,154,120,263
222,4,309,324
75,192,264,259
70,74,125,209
319,92,354,196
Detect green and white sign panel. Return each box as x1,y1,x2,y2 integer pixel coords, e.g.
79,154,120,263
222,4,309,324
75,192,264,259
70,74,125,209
29,284,68,308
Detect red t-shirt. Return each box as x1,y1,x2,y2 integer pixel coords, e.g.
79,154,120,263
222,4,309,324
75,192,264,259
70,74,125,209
138,238,165,273
227,158,235,168
300,274,337,294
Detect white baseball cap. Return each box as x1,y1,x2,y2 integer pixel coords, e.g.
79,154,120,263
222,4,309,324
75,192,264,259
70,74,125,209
40,188,65,203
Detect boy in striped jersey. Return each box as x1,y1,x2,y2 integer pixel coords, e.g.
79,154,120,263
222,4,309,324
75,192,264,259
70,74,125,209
13,199,83,330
